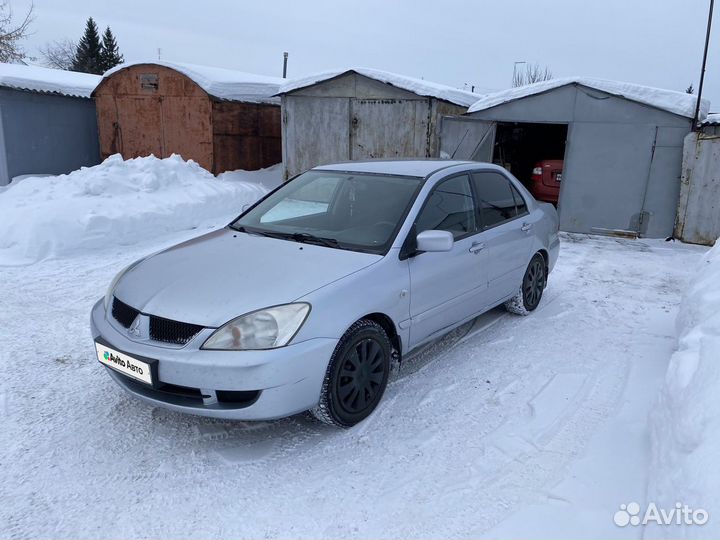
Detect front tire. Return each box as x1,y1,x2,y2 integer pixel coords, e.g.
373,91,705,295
311,319,391,428
505,253,546,315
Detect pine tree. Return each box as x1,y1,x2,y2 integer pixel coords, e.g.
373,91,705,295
99,26,123,72
71,17,103,74
686,83,695,95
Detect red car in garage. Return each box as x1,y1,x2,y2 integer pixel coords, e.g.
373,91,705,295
530,160,563,204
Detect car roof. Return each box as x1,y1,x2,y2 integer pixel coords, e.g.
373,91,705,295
313,159,476,178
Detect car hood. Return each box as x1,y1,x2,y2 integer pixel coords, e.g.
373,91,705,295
113,228,381,327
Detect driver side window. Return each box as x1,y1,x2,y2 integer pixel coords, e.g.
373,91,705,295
415,175,476,238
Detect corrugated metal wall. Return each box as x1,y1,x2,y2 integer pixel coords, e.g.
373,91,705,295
675,130,720,245
0,88,99,186
281,72,466,180
463,84,692,239
94,64,281,174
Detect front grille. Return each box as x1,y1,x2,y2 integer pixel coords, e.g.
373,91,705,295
149,315,204,345
112,297,140,328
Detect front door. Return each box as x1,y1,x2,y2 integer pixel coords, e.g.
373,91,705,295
407,174,488,348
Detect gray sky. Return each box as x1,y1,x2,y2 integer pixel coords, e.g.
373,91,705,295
15,0,720,111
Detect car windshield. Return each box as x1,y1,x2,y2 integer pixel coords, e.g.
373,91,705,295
232,170,423,254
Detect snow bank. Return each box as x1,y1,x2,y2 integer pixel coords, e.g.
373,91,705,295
279,67,485,107
467,77,710,120
0,62,100,98
648,239,720,537
0,155,271,265
102,61,282,104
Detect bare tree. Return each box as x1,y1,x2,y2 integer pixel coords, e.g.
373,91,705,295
512,63,553,87
0,1,34,63
39,38,77,70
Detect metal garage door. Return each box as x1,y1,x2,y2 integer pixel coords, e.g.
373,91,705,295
559,122,655,235
283,97,350,179
350,99,428,160
439,117,496,162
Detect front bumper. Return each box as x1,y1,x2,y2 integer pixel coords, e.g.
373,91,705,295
90,299,338,420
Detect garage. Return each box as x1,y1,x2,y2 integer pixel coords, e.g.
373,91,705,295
93,61,283,174
441,78,710,238
0,63,100,186
277,68,481,180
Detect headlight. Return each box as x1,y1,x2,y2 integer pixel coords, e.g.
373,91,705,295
202,303,311,350
103,259,143,309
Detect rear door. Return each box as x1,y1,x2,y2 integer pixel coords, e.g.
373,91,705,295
439,117,496,161
407,174,488,348
471,171,533,305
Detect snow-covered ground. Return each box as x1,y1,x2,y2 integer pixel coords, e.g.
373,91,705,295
0,219,708,537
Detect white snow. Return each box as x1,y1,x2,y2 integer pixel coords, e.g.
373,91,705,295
703,112,720,125
101,61,283,103
467,77,711,120
648,238,720,538
278,67,486,107
0,231,707,538
0,154,273,265
0,62,100,98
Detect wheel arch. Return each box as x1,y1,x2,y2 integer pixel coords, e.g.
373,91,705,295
357,312,402,360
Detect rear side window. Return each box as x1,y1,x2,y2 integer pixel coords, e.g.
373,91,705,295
415,175,476,238
471,172,518,228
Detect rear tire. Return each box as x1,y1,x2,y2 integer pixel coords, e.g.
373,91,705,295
311,319,392,428
505,253,546,315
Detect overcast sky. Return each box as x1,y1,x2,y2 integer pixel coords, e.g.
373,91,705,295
15,0,720,111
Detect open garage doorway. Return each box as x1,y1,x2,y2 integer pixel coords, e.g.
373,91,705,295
492,122,568,205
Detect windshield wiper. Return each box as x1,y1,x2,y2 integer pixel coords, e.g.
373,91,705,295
288,232,342,248
254,230,342,249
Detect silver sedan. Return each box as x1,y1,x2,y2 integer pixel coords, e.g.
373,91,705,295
91,160,560,427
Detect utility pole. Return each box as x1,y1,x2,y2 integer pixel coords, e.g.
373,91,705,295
282,52,288,79
693,0,714,130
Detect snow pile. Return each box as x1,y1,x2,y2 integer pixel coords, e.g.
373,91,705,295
0,62,100,98
279,67,486,107
648,239,720,538
0,154,271,265
102,61,282,104
467,77,710,120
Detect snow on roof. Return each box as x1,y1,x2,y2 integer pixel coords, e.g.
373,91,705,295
102,60,283,104
278,67,485,107
467,77,711,120
0,63,100,98
703,113,720,125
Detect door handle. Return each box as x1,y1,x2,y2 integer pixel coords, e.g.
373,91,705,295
521,222,533,232
469,241,485,254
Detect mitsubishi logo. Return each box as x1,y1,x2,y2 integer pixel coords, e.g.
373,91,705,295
128,316,142,338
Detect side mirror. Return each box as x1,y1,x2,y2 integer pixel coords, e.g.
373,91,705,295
416,230,454,252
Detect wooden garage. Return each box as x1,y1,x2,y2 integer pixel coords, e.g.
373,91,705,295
93,61,283,173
